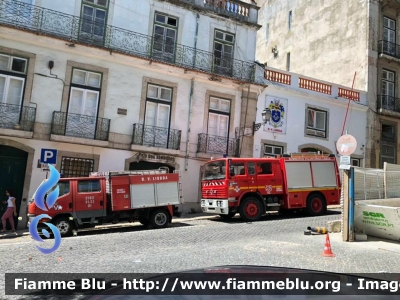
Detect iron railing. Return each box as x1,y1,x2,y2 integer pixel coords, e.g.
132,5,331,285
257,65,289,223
51,111,110,141
378,40,400,59
0,103,36,131
377,94,400,113
197,133,239,157
132,124,181,150
0,0,256,82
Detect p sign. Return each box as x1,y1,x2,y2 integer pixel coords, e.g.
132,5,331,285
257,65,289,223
40,148,58,165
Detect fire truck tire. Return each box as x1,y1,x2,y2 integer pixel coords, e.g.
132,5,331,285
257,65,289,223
306,193,327,216
149,209,170,229
239,197,263,222
52,217,73,237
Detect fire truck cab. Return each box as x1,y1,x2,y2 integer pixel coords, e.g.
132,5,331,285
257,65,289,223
200,153,341,222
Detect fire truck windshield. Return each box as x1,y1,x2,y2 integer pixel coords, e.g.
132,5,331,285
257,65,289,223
202,160,226,180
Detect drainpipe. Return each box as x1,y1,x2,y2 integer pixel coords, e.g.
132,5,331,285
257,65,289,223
193,13,200,67
185,79,195,171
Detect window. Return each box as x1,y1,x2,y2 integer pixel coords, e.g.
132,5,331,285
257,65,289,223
247,162,256,175
381,123,397,167
264,144,283,157
286,53,290,71
208,97,230,138
152,12,178,62
80,0,108,41
383,16,396,54
306,107,327,138
288,11,292,29
382,123,396,141
257,162,273,175
381,69,395,110
213,30,235,75
143,84,173,147
60,157,94,178
0,54,28,128
351,158,360,167
66,69,102,138
48,181,70,198
266,23,269,40
230,162,245,176
78,180,101,193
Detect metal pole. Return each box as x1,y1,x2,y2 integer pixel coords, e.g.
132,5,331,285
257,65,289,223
348,167,355,242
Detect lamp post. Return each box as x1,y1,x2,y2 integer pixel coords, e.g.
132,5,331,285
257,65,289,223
253,108,271,135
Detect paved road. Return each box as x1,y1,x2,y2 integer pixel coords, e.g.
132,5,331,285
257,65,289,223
1,210,400,299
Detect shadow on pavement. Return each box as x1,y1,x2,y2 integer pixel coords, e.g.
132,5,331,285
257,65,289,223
57,221,194,239
210,209,341,224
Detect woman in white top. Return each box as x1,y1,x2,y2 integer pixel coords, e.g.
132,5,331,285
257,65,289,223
1,189,17,232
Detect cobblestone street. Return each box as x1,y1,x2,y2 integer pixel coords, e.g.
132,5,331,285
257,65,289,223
1,209,400,299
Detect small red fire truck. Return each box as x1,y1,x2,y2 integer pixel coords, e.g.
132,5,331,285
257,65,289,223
200,153,341,222
28,168,183,237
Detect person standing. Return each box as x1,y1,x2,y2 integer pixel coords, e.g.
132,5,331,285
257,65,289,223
1,189,17,232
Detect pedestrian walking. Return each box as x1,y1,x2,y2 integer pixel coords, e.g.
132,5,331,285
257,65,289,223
1,189,17,232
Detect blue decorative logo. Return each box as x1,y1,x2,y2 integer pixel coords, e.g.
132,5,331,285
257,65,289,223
29,164,62,254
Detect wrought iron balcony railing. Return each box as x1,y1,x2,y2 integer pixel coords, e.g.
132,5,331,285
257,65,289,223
51,111,110,141
378,40,400,60
197,133,239,157
0,103,36,132
132,124,182,150
377,94,400,113
0,0,256,83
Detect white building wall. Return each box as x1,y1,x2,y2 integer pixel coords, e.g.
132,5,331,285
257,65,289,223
254,68,368,162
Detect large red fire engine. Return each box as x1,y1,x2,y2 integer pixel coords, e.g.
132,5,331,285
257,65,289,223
200,153,341,222
28,168,183,237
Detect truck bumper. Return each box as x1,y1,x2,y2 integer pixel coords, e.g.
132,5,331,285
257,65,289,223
200,199,229,215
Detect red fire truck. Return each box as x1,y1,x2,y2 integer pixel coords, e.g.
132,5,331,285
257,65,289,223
27,168,183,237
200,153,341,222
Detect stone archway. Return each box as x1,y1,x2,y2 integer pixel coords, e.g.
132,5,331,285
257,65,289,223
298,143,332,154
124,153,180,174
0,138,35,229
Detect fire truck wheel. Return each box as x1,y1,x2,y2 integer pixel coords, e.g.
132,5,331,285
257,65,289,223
306,193,327,216
149,209,170,229
53,217,73,237
239,197,263,222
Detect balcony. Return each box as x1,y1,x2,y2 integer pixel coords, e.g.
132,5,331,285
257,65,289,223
132,124,181,151
0,103,36,138
175,0,260,26
197,133,239,157
0,0,257,83
377,95,400,114
0,103,36,131
378,40,400,60
50,111,110,141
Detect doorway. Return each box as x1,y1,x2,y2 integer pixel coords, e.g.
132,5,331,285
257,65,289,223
0,145,27,230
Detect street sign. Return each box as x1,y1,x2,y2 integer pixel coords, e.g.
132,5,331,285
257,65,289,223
336,134,357,156
40,148,58,164
340,156,351,165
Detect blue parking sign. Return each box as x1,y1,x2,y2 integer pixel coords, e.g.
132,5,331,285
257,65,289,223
40,148,58,164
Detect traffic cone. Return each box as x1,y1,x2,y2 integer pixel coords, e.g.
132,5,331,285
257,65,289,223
321,234,335,257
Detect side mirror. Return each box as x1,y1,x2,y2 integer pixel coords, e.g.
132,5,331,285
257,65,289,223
227,159,232,179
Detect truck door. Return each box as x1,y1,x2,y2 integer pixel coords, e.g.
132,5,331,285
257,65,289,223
247,162,257,191
256,161,283,196
74,178,106,219
229,161,249,196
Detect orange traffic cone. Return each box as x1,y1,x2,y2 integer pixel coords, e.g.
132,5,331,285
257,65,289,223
321,234,335,257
